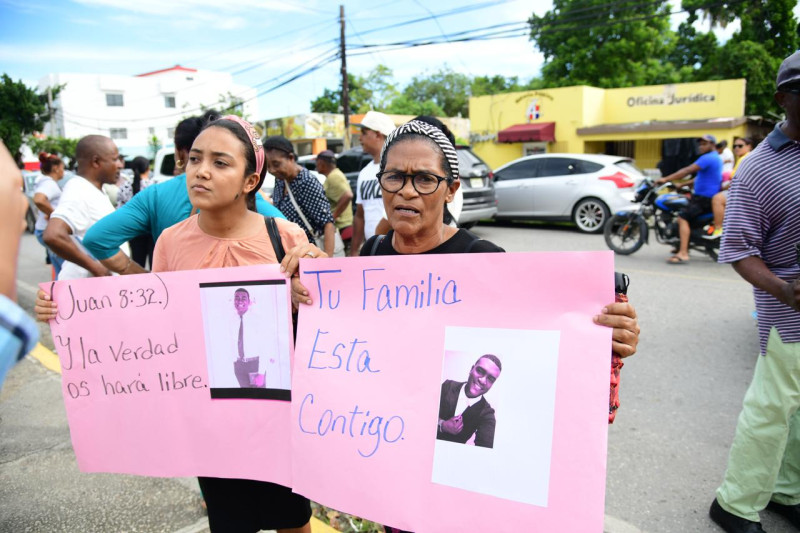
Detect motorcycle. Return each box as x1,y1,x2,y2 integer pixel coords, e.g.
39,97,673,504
603,177,719,260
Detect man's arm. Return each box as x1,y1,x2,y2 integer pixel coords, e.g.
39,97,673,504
332,189,353,220
350,204,365,256
43,219,110,277
101,251,147,275
322,221,335,257
733,256,800,311
374,217,391,236
656,163,700,185
84,191,152,261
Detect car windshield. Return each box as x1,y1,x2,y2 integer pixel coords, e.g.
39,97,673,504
456,148,484,173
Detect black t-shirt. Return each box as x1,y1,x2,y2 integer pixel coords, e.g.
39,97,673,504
360,229,505,256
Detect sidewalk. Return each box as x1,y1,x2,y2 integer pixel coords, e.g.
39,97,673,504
0,344,337,533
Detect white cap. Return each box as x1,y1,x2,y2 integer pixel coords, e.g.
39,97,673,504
353,111,396,137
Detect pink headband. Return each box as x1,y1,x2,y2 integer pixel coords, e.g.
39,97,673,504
222,114,264,178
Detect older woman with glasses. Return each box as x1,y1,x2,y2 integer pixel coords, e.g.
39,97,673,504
282,119,639,532
284,119,639,349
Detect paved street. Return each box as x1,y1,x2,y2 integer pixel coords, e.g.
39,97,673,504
2,223,795,532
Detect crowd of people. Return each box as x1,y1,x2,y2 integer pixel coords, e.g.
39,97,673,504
2,51,798,533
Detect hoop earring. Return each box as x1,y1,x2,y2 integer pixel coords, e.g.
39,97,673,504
175,159,184,169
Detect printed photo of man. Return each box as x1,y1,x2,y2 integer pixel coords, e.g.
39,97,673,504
199,280,292,401
437,354,502,448
232,288,265,389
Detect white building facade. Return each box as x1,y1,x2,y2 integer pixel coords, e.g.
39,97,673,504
38,65,258,159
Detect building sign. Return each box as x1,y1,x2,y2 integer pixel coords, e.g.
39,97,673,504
626,85,715,107
527,99,541,121
263,113,344,140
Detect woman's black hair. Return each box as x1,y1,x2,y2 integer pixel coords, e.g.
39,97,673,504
174,109,221,151
130,156,149,196
201,118,267,212
38,152,63,175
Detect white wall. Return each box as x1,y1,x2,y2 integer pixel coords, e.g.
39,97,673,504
38,68,258,159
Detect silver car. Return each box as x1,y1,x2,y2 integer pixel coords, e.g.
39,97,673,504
493,153,644,233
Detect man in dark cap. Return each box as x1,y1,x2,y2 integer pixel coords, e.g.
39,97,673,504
315,150,353,251
43,135,127,279
708,50,800,533
656,133,723,264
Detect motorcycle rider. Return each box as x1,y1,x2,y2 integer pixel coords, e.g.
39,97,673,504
655,134,723,264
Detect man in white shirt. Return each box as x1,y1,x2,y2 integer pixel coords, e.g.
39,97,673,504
437,354,503,448
44,135,129,280
349,111,397,256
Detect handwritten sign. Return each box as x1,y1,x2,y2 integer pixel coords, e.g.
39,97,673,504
42,265,295,486
292,251,614,533
46,251,615,533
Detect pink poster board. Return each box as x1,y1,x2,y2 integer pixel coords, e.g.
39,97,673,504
292,251,614,533
41,264,295,486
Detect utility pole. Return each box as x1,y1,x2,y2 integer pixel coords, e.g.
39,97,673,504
340,4,351,150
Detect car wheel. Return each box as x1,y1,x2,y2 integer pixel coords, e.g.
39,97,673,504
25,207,36,234
573,197,610,234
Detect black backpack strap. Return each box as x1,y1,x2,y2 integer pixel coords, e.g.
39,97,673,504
264,216,285,262
463,232,482,253
368,234,386,256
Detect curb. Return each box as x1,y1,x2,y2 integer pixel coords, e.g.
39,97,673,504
29,342,60,373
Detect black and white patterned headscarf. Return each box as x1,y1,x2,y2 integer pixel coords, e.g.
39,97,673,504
379,119,460,182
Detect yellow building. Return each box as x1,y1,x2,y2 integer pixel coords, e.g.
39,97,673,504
469,79,769,173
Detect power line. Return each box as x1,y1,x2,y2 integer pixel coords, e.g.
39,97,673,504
185,17,340,67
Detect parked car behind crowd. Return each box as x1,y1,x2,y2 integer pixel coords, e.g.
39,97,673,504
492,153,644,233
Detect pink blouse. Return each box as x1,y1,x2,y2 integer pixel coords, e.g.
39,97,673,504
152,215,308,272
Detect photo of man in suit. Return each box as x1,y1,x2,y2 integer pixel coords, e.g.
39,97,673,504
232,288,266,389
437,354,502,448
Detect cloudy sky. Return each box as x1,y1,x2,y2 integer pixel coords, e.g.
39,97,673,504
0,0,775,121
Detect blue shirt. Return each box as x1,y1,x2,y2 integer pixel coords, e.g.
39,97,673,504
84,174,285,261
719,122,800,354
693,151,723,198
0,294,39,388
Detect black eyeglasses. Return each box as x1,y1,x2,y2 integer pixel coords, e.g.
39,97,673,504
376,171,450,195
733,144,745,148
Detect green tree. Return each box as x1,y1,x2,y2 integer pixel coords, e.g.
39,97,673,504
310,65,397,114
529,0,681,88
678,0,798,116
27,136,79,163
148,135,163,161
0,74,62,157
384,94,445,116
401,68,472,117
362,64,399,110
202,92,248,119
470,75,523,97
310,87,341,113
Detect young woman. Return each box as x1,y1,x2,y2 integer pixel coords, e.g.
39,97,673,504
33,152,66,277
152,116,312,533
36,116,312,533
